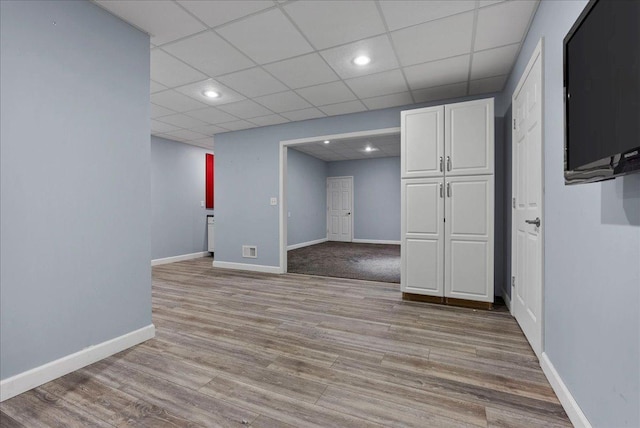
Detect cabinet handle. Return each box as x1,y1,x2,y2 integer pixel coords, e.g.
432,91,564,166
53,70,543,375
446,156,451,171
439,156,443,172
447,182,451,197
439,183,443,198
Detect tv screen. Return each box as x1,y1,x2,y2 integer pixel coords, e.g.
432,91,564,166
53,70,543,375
564,0,640,184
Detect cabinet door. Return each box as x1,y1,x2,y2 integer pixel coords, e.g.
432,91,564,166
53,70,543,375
401,106,444,178
401,178,444,296
444,175,494,302
445,98,494,176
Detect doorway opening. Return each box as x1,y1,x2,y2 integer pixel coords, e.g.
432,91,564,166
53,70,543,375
279,128,401,283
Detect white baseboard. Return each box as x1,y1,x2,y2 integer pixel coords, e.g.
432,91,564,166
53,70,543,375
540,352,592,428
501,286,512,311
352,239,401,245
287,238,328,251
212,260,282,274
151,251,209,266
0,324,155,402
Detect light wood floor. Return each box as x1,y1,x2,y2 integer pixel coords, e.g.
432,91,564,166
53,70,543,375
0,257,571,427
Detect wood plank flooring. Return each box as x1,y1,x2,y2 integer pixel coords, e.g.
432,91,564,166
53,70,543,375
0,257,571,427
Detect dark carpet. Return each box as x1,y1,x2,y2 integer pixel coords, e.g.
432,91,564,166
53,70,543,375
287,241,400,283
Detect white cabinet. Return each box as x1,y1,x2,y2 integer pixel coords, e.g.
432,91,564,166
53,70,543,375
401,106,444,178
401,178,444,296
444,175,494,302
401,98,494,305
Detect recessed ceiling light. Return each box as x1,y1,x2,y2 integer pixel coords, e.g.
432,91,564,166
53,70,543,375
365,146,373,152
324,140,330,144
353,55,371,66
203,90,220,99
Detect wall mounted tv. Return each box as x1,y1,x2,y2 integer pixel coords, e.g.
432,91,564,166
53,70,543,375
563,0,640,184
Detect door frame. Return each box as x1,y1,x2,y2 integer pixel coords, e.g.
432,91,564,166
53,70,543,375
326,176,354,242
278,127,400,273
511,38,545,356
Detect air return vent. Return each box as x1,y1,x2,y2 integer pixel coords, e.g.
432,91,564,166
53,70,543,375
242,245,257,258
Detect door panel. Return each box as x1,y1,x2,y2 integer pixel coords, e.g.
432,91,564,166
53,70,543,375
512,42,543,357
445,175,494,302
401,106,444,178
445,99,494,176
401,178,444,296
327,177,353,242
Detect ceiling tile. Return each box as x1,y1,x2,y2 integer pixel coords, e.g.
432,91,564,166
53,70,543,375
217,120,256,131
156,113,209,129
471,43,520,80
283,0,386,49
412,82,468,103
320,35,399,79
217,67,288,98
479,0,505,7
162,31,254,77
391,12,474,66
216,9,313,64
404,55,470,90
281,108,326,121
164,129,208,141
379,0,476,31
191,124,229,136
254,91,311,113
345,69,408,99
150,80,167,94
150,49,207,87
174,79,246,106
249,114,289,127
217,99,275,119
474,1,538,50
177,0,274,28
151,119,180,133
150,103,176,118
264,53,339,89
185,107,239,124
151,90,208,112
319,101,368,116
95,0,205,45
469,75,507,95
190,137,214,149
296,81,356,106
361,92,414,110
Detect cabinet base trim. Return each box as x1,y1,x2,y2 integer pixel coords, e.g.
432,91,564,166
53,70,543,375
402,293,493,310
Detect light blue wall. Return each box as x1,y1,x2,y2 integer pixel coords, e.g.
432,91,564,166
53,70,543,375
287,148,328,246
214,93,499,268
0,0,151,379
499,1,640,426
327,157,401,242
151,136,214,260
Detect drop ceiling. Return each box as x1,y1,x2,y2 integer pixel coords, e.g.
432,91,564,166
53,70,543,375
95,0,539,153
292,133,401,162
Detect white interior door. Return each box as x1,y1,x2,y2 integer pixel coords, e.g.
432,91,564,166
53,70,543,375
401,178,445,296
327,177,353,242
512,40,543,357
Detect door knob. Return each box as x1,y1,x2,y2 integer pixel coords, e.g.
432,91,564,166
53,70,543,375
525,217,541,227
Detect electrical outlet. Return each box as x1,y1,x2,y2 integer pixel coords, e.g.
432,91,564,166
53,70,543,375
288,211,291,218
270,197,277,206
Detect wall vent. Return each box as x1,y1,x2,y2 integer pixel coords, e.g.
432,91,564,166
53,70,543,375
242,245,257,258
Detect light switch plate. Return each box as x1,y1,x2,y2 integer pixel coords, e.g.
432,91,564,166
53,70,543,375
200,201,205,207
270,197,277,206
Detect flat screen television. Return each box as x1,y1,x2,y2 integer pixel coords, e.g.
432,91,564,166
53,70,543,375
563,0,640,184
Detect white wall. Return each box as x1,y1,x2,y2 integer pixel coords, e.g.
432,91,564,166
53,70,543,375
499,1,640,426
0,0,152,380
151,136,214,260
